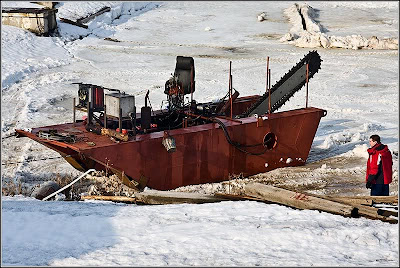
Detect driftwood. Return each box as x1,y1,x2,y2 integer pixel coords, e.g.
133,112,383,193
134,190,227,205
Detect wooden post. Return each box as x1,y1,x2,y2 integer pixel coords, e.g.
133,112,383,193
73,97,76,126
245,183,356,217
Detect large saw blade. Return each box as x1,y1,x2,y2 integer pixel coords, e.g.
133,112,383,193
241,50,322,117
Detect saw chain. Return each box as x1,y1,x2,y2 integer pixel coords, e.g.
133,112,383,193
240,50,322,117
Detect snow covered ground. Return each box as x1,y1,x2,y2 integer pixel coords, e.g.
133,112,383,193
1,1,399,266
2,195,399,266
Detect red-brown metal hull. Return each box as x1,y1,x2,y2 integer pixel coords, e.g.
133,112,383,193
16,102,326,190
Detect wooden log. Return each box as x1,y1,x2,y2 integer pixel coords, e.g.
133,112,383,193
134,190,227,205
214,193,271,203
81,195,136,203
324,195,398,205
245,183,357,217
319,196,398,222
355,206,397,223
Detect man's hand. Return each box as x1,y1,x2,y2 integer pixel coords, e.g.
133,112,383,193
366,175,375,189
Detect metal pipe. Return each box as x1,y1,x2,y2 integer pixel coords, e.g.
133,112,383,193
190,65,194,109
73,97,76,126
104,104,107,129
119,108,122,133
268,69,271,114
266,57,269,94
306,63,309,108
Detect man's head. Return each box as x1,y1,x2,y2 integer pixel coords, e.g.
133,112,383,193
369,134,381,147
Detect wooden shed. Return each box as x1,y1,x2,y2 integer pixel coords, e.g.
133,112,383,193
1,7,58,36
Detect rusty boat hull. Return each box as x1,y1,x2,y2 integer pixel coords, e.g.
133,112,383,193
16,96,326,191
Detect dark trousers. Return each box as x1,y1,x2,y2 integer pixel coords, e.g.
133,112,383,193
370,184,389,196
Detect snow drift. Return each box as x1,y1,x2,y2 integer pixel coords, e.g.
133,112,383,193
280,3,398,50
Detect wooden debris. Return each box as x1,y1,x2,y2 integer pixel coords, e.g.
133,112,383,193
134,190,227,205
59,17,88,29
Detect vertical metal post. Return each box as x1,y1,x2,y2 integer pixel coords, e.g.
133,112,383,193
229,61,233,119
73,97,76,126
104,104,107,129
133,106,137,136
306,63,309,108
190,65,194,110
87,101,91,125
266,57,269,94
268,69,271,114
119,108,122,133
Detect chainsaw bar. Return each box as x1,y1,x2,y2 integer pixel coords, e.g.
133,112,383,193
240,50,322,117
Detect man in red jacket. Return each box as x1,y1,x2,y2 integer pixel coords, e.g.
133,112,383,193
366,135,393,196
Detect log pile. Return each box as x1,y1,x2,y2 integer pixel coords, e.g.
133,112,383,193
80,183,398,223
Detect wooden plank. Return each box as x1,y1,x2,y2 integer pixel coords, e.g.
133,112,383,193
81,195,136,203
134,190,227,205
245,183,357,217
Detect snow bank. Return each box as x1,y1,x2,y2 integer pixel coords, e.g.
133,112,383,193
280,3,398,50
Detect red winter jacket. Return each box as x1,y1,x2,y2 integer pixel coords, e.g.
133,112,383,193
366,143,393,184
